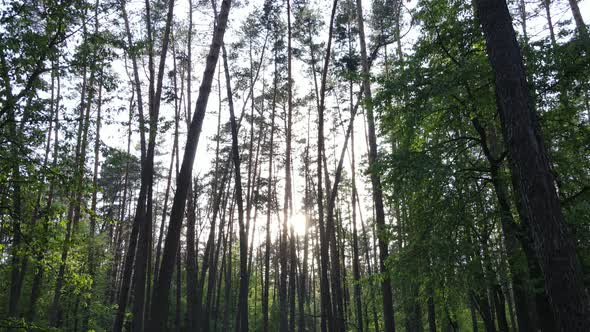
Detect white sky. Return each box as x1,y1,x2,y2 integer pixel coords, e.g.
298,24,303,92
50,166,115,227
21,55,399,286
94,0,588,239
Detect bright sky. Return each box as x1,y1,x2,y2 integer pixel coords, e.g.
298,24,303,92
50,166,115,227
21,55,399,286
96,0,589,242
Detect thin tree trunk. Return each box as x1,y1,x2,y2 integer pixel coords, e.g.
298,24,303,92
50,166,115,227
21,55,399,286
280,1,294,330
316,1,339,331
221,40,249,332
350,83,363,332
50,23,96,324
262,70,275,332
82,70,103,332
471,117,534,332
427,283,436,332
493,285,509,332
148,1,232,329
27,60,61,322
355,0,396,330
154,112,177,287
184,3,198,326
470,296,479,332
567,0,588,39
132,0,176,326
113,0,148,328
298,105,312,332
223,204,235,332
105,91,133,305
176,240,182,332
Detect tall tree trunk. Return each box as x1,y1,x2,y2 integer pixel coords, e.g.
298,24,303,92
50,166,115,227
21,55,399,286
82,70,103,332
470,296,479,332
543,0,557,48
263,71,275,332
471,117,534,332
185,179,198,331
349,81,363,332
316,1,339,330
355,0,396,330
132,0,176,326
280,0,294,329
223,205,235,332
175,239,182,332
221,41,249,332
493,285,509,332
184,2,198,326
105,91,133,305
474,0,590,329
427,283,436,332
27,60,61,322
154,110,178,288
299,109,311,332
50,21,96,324
113,0,148,328
148,1,232,329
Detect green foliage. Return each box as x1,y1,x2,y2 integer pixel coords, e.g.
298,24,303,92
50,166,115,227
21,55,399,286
374,0,589,328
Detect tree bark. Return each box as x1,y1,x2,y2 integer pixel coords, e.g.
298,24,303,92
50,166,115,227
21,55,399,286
474,0,590,329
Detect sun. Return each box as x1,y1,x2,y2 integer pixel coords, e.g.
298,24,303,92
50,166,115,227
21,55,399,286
250,212,309,248
288,213,307,237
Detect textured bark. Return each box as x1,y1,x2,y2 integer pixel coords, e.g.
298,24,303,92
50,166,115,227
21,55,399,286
518,0,528,41
475,0,590,329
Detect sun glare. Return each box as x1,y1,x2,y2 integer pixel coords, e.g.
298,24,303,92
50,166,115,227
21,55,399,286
289,213,307,237
251,212,308,248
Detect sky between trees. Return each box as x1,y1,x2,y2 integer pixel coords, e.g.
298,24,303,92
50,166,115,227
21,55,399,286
1,0,589,331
